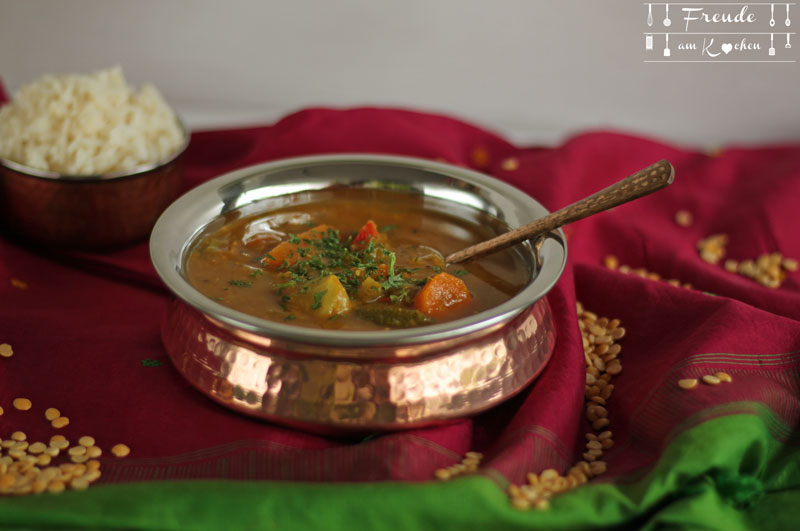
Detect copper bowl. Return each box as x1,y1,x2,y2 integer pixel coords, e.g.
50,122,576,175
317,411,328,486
150,154,567,432
0,125,189,250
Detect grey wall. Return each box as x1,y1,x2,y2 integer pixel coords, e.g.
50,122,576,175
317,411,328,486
1,0,798,147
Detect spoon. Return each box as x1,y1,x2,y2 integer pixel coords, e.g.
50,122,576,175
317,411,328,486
771,4,776,27
446,160,675,265
787,3,791,26
647,3,653,26
663,4,672,26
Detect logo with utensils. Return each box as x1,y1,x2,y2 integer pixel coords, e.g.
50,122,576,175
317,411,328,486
643,2,796,62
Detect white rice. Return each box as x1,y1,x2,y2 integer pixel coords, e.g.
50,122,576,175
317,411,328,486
0,66,184,176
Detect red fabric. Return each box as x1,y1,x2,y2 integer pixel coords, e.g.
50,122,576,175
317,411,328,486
2,87,800,485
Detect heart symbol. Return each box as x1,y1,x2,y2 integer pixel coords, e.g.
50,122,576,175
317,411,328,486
721,43,733,54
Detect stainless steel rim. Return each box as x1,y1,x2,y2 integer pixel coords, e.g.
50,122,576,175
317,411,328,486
150,154,567,348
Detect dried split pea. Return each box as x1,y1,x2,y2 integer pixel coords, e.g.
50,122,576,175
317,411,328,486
86,446,102,458
500,157,519,171
12,398,32,411
45,408,61,421
674,210,693,227
28,442,47,454
716,372,733,383
111,443,131,458
11,431,27,442
678,378,698,389
68,446,87,457
702,374,721,385
49,435,69,449
78,436,95,447
51,416,70,429
0,343,13,358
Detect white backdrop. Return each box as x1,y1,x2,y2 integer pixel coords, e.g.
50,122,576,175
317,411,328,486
1,0,798,147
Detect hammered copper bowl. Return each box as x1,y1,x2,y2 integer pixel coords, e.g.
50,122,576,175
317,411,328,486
150,154,567,433
0,127,189,250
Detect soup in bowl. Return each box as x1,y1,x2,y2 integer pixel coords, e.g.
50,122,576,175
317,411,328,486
150,154,566,431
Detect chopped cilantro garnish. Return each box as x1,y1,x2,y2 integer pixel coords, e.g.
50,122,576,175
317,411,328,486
453,269,468,277
311,290,328,310
289,234,301,244
284,314,296,321
380,225,397,233
228,280,252,287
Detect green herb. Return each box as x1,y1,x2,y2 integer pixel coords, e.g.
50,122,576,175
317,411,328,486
249,269,264,278
274,280,296,290
284,314,296,321
380,225,397,233
453,269,468,277
228,280,252,287
311,290,328,310
265,253,276,262
289,234,301,245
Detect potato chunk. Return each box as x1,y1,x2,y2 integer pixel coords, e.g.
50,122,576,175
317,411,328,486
357,276,384,303
309,275,351,319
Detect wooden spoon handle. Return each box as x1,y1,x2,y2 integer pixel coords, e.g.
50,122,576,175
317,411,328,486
446,159,674,264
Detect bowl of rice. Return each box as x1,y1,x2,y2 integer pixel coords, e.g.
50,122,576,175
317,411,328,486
0,66,189,249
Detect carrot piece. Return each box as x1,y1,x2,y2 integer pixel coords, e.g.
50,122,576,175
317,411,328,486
262,224,332,268
351,220,379,250
414,272,472,317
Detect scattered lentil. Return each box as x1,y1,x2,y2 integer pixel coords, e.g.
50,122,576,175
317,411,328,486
716,372,733,383
111,444,131,458
27,442,46,455
503,303,625,510
697,234,728,265
433,451,483,481
51,417,70,429
603,256,693,290
78,436,95,448
0,344,13,358
10,278,28,290
678,378,699,390
44,408,60,421
702,374,721,385
12,398,32,411
675,210,693,227
500,157,519,171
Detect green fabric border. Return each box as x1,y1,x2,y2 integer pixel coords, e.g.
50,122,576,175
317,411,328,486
1,413,799,530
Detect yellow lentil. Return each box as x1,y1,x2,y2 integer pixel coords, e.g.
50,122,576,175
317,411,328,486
716,372,733,383
44,408,60,421
11,431,27,442
51,417,70,429
0,343,13,358
702,374,721,385
675,210,693,227
68,446,87,457
678,378,698,389
500,157,519,171
12,398,32,411
78,436,95,448
27,442,47,454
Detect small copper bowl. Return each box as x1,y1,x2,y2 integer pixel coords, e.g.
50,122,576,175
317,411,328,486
0,126,189,250
150,154,567,432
